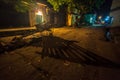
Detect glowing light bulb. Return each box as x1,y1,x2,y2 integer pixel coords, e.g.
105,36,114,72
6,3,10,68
36,11,42,15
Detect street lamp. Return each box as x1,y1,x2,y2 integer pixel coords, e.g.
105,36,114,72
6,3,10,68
36,11,43,15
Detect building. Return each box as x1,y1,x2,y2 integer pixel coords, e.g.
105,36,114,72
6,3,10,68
29,2,50,27
0,1,52,28
110,0,120,27
0,1,66,29
0,1,30,28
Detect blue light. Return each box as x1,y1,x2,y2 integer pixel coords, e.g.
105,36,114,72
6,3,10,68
105,18,109,21
90,17,94,23
106,16,110,18
105,16,110,21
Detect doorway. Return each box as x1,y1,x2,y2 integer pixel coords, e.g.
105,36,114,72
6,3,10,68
36,15,42,24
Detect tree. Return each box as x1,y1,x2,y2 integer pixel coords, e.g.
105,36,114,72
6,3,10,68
1,0,105,26
48,0,104,13
1,0,105,13
48,0,105,26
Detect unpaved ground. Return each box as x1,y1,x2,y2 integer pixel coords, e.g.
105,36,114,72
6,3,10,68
0,27,120,80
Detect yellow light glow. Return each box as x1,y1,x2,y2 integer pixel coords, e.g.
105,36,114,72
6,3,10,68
36,11,43,15
98,16,102,19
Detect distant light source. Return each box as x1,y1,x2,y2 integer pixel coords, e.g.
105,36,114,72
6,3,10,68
36,11,43,15
90,17,93,23
98,16,102,19
105,16,110,21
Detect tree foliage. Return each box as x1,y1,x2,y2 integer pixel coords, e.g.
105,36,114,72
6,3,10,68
48,0,105,14
1,0,104,14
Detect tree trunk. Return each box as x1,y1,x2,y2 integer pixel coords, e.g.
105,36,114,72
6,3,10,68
66,13,72,26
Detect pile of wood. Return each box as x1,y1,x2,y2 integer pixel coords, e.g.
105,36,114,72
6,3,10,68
0,37,27,54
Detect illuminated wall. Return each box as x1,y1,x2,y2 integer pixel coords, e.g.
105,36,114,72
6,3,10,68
110,0,120,27
29,3,48,26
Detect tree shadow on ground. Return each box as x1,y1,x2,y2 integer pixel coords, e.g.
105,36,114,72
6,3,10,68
1,35,120,68
29,35,120,69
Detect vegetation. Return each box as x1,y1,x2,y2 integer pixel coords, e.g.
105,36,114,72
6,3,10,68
47,0,105,26
48,0,105,14
1,0,105,26
1,0,104,13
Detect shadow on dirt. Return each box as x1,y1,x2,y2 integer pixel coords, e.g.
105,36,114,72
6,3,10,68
30,35,120,68
0,35,120,68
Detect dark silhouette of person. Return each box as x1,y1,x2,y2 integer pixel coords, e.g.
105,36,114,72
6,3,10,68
105,27,111,41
